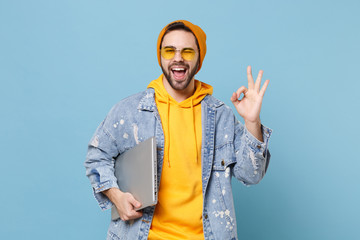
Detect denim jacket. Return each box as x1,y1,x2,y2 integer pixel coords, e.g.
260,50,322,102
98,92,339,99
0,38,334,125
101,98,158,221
85,88,272,240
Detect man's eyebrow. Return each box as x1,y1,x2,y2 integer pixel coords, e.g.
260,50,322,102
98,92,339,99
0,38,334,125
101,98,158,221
162,46,195,50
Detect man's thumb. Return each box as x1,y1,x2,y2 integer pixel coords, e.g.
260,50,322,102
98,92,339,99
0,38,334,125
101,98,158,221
128,195,141,208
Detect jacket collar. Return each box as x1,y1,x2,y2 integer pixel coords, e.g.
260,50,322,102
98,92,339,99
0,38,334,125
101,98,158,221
202,94,224,109
137,88,157,111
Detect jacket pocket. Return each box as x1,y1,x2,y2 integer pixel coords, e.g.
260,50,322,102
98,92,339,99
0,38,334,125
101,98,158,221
213,143,236,171
211,143,236,202
208,143,237,239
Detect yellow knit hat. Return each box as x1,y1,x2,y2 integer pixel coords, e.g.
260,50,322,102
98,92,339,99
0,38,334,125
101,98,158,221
157,20,207,74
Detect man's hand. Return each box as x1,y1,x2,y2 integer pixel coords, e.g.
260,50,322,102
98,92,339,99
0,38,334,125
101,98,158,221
103,188,143,221
230,66,269,141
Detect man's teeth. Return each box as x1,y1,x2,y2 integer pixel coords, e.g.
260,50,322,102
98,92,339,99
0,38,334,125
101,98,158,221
172,68,185,71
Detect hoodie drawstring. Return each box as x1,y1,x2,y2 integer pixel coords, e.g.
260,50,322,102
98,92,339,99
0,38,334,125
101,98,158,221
166,95,171,167
191,99,198,163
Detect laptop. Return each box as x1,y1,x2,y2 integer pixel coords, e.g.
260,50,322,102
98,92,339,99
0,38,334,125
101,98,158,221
111,136,158,220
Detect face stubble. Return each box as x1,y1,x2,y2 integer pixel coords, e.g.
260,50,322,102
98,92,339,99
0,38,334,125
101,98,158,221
161,59,199,91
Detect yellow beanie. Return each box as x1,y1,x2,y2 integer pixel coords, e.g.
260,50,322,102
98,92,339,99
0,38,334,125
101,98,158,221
157,20,207,74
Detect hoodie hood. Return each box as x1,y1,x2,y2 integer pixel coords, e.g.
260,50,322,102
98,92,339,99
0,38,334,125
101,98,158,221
147,74,212,107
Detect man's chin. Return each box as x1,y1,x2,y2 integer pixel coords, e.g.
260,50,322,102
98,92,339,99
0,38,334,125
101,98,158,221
173,78,186,86
161,67,195,91
169,78,191,91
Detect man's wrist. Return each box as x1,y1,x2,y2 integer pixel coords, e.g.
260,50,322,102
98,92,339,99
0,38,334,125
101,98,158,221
103,188,123,202
244,120,263,142
244,119,261,131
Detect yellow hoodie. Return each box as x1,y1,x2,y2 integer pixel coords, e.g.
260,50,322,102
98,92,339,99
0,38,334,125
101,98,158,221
147,75,213,240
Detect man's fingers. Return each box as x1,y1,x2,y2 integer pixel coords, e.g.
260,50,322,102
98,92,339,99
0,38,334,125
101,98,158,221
119,194,143,221
116,192,143,221
255,70,263,92
259,79,270,97
230,92,238,103
122,208,143,221
231,86,247,105
128,194,142,209
247,65,254,89
120,210,143,221
236,86,248,99
131,210,143,219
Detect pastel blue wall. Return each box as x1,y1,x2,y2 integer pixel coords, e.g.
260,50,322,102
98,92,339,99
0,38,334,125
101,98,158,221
1,0,359,239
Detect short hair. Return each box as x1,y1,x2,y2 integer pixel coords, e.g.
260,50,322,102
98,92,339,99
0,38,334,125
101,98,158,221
160,21,200,50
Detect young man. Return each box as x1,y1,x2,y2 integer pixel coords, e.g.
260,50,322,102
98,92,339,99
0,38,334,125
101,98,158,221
85,20,272,240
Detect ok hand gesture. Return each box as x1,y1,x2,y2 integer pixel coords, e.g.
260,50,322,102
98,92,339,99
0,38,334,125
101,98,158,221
230,66,269,141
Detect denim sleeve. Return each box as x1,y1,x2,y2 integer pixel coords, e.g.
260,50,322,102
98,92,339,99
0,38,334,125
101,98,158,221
84,121,120,210
232,119,272,185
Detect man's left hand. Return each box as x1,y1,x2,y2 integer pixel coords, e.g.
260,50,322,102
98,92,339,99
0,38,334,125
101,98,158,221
230,65,269,141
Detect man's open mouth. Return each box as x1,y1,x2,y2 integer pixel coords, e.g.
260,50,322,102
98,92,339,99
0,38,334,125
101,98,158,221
171,66,188,80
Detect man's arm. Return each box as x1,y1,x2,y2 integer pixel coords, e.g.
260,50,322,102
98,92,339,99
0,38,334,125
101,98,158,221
232,119,271,185
85,119,142,221
230,65,271,184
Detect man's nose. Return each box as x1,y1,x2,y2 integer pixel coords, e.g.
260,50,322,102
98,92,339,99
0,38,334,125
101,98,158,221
173,50,183,61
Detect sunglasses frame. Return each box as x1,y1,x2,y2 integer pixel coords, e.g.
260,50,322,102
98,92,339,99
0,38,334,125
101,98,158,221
160,46,196,61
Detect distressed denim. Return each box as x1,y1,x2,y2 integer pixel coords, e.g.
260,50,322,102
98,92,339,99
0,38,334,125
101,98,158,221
85,88,272,240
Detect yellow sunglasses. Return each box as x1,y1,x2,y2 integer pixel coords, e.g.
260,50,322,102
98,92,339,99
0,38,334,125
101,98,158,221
160,47,196,61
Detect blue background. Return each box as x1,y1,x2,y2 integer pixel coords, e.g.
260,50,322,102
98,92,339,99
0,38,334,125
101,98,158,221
1,0,359,239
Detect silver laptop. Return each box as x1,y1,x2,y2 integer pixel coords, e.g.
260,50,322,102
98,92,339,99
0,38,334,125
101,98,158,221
111,136,158,220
